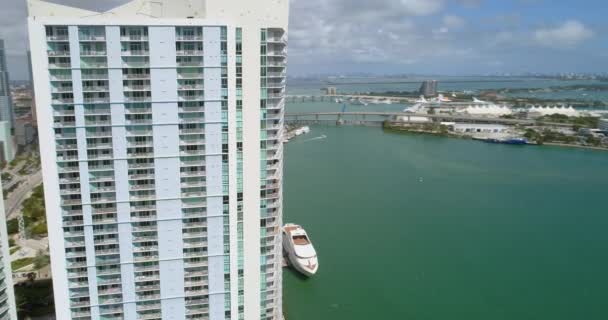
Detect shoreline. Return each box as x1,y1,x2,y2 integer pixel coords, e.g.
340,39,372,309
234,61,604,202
382,125,608,152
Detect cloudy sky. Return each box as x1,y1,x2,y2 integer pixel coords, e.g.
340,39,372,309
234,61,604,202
1,0,607,80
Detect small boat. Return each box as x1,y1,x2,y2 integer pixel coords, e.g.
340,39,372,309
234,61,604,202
282,224,318,277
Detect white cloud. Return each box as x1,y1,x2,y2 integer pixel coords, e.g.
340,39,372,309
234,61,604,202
534,20,594,48
400,0,444,16
443,15,466,29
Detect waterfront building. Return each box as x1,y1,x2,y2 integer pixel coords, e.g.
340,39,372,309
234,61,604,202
598,118,608,131
28,0,288,319
0,121,15,163
419,80,438,97
322,87,337,95
0,40,15,131
451,123,508,134
0,177,18,319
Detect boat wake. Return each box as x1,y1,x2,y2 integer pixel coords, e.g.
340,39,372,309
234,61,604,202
301,135,327,143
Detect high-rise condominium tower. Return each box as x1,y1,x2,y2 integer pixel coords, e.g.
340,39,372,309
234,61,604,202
28,0,288,319
0,178,17,319
0,40,14,130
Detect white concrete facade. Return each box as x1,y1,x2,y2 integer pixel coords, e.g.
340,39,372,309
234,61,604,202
28,1,288,319
0,177,18,319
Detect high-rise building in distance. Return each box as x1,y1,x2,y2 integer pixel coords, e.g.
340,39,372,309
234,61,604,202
419,80,438,97
0,177,18,320
0,40,15,131
28,0,288,319
27,50,38,127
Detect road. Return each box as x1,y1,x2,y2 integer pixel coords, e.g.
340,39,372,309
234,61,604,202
6,170,43,219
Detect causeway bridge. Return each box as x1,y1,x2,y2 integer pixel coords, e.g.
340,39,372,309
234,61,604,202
285,112,576,128
286,94,417,103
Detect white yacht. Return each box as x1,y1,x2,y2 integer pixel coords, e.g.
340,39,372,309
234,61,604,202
282,224,318,277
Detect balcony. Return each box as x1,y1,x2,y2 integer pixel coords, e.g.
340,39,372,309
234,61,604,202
82,73,109,80
48,50,71,57
52,97,74,105
90,196,117,204
97,268,121,276
86,130,113,138
122,61,150,68
176,35,203,41
122,50,149,56
71,310,92,318
60,188,81,195
178,105,204,113
124,96,152,103
265,81,286,89
84,107,111,115
80,50,107,57
134,255,159,263
176,50,204,56
123,73,150,80
179,116,204,124
49,62,72,69
177,60,204,67
83,97,110,104
178,84,204,91
266,50,287,57
129,183,155,191
120,35,149,41
50,74,72,81
267,100,285,110
95,248,120,256
56,143,78,151
139,312,162,320
82,86,109,93
267,71,286,78
79,35,106,41
266,61,286,68
80,61,108,69
125,107,152,114
47,34,69,41
177,72,203,79
124,85,151,92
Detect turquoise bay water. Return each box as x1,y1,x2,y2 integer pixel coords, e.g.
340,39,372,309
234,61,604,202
283,125,608,320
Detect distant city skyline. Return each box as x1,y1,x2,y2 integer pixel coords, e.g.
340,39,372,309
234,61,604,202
2,0,608,79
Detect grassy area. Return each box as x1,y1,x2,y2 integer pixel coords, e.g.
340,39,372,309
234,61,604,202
15,279,55,318
33,253,51,269
11,257,35,271
22,184,47,237
10,246,20,255
537,114,600,128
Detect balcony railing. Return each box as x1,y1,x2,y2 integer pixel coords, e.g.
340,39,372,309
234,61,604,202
176,50,204,56
124,96,152,103
79,35,106,41
122,50,150,56
47,35,69,41
124,85,151,91
123,73,150,80
121,35,149,41
80,50,107,56
49,63,72,69
82,86,109,92
48,51,71,57
176,35,203,41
